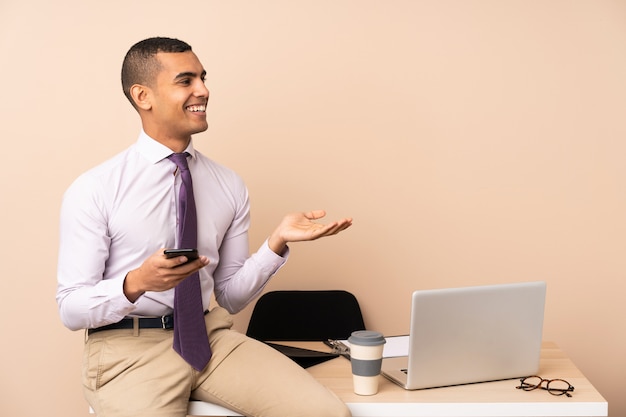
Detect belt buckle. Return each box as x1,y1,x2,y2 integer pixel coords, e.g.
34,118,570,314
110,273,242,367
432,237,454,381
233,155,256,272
161,314,174,330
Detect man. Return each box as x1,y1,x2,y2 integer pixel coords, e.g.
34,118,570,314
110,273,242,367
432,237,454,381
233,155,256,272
57,37,352,417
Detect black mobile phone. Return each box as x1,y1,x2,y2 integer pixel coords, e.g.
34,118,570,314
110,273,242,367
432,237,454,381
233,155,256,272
163,248,199,261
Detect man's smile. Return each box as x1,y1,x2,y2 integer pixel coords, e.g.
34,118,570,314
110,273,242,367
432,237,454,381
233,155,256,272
186,104,206,113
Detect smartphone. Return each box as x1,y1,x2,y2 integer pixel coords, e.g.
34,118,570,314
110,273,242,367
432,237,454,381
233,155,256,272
164,248,199,261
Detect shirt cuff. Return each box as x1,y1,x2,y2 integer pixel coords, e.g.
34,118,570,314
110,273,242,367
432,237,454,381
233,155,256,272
94,275,138,318
258,238,289,274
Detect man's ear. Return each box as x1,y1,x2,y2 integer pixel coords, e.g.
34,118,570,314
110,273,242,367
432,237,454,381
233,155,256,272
130,84,152,110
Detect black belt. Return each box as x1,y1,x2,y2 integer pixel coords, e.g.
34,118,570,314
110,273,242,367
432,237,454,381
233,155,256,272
88,315,174,335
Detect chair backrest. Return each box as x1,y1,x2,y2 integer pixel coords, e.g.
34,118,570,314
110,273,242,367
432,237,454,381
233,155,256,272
246,290,366,341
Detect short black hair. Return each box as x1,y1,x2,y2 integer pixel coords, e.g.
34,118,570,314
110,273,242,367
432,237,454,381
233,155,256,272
121,37,192,108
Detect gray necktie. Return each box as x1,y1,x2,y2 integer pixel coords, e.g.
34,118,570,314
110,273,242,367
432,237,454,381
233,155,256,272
168,152,211,371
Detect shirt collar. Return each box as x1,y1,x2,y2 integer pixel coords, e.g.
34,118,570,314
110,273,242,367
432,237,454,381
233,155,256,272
136,130,197,164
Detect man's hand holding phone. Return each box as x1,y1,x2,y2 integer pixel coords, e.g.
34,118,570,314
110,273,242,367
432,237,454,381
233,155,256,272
122,248,209,302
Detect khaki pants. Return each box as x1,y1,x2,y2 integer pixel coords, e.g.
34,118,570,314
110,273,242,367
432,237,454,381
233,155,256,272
83,307,350,417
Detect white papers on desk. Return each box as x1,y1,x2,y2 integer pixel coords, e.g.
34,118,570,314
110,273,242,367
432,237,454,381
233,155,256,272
381,335,410,357
340,335,409,358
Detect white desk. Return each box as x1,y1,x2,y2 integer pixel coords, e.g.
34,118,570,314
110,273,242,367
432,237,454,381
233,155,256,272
187,341,607,417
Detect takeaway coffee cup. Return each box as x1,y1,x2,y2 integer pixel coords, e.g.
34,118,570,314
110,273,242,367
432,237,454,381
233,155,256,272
348,330,386,395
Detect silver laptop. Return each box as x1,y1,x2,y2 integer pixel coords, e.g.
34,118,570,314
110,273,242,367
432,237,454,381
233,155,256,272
381,281,546,390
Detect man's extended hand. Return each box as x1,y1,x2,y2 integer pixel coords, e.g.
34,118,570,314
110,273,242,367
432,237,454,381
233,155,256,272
268,209,353,255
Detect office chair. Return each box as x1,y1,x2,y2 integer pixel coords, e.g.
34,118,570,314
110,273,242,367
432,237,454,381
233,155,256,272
246,290,366,341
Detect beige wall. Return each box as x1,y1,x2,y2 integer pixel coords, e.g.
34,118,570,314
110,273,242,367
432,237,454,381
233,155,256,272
1,1,624,416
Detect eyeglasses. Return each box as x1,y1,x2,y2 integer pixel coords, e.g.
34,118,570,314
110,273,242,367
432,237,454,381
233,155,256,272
516,375,575,397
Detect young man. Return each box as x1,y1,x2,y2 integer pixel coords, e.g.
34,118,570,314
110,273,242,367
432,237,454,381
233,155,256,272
57,37,352,417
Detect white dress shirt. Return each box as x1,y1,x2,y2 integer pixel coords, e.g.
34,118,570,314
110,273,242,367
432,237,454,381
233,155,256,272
57,131,287,331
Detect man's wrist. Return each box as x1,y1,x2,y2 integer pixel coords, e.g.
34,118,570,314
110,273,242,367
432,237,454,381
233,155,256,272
123,270,145,303
268,233,287,255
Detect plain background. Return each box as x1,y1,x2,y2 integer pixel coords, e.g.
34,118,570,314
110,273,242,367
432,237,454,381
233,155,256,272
1,1,624,416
